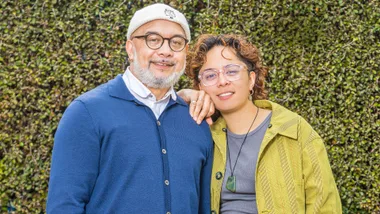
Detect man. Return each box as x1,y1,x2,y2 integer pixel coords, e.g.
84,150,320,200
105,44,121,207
47,3,213,213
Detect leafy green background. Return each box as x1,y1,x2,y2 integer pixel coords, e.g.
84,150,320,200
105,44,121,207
0,0,379,213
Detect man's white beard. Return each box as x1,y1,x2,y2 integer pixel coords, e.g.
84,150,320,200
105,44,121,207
132,48,185,89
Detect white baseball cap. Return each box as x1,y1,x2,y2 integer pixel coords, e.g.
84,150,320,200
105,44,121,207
126,3,191,42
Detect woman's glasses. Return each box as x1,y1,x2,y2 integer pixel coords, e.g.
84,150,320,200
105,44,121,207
198,64,248,86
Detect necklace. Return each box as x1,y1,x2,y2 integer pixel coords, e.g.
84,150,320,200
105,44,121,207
225,107,260,193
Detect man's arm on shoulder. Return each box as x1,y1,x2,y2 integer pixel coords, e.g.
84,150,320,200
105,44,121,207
46,100,100,213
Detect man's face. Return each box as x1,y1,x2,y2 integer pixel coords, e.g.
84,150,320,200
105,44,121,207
126,20,188,89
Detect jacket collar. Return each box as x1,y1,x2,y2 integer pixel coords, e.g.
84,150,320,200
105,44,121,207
211,100,300,172
254,100,298,140
107,74,187,106
211,100,299,140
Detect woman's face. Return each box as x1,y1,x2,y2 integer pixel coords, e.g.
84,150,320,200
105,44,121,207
199,46,255,114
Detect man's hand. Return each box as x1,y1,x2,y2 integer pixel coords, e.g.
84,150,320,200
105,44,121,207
177,89,215,125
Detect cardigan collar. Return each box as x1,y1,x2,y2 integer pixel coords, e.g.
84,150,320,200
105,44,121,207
107,74,187,106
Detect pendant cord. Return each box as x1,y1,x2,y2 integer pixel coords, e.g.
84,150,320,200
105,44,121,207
227,107,260,177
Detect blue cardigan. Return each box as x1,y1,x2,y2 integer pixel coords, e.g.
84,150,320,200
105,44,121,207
47,75,213,214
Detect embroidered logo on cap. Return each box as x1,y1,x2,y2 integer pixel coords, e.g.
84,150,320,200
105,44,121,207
164,8,176,19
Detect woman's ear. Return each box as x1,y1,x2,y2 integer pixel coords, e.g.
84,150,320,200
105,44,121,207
249,71,256,90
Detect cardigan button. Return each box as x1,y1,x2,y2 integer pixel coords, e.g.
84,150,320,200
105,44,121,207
268,124,272,128
222,128,227,132
157,121,161,126
215,172,223,180
211,210,217,214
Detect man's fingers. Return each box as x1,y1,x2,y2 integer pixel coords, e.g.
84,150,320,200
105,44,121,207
196,90,205,103
196,95,211,124
207,100,215,118
187,90,215,125
206,117,213,125
192,90,205,120
189,100,196,117
189,90,200,117
193,99,204,121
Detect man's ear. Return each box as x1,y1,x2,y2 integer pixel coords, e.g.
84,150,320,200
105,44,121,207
126,40,134,61
185,43,189,54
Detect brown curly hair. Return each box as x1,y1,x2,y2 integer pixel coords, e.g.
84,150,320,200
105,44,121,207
186,34,268,101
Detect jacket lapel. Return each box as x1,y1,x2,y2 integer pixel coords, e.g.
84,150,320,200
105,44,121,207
211,117,227,164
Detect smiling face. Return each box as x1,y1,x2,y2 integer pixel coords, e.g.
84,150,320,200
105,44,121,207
126,20,188,89
199,46,256,114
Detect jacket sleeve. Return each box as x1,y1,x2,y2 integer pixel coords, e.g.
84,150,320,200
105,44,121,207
300,118,342,214
46,100,100,213
199,136,213,214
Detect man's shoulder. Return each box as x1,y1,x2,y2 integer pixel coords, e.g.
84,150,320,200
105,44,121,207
76,83,108,103
75,75,122,104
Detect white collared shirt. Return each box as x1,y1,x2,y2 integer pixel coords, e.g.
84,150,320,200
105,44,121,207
122,67,177,119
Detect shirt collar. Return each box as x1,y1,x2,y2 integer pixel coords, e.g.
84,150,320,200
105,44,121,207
124,67,177,101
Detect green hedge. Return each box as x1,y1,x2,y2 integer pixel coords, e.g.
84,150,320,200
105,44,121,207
0,0,379,213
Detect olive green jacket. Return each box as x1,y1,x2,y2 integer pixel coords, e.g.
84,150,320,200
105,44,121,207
210,100,342,214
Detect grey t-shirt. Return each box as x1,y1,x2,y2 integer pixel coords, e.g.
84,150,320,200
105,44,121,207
221,113,272,214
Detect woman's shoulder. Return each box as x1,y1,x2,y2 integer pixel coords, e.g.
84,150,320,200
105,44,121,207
256,100,300,121
256,100,319,138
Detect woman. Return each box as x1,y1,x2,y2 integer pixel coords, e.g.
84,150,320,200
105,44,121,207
180,34,342,213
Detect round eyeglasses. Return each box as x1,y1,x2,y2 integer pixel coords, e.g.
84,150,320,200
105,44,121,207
132,33,188,52
198,64,248,86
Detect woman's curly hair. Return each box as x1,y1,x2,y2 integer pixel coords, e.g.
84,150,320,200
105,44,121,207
186,34,268,101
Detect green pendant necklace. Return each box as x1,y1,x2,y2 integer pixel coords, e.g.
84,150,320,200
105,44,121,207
226,107,260,192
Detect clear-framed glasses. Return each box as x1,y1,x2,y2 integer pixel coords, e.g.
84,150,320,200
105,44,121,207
132,33,188,52
198,64,248,86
